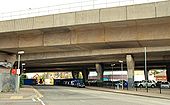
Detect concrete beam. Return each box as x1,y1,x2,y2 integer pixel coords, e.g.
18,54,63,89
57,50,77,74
15,18,34,31
0,20,15,32
100,6,126,22
19,34,43,47
44,32,71,46
0,35,18,49
22,46,170,61
54,12,76,27
127,3,156,20
33,15,54,29
1,22,170,50
156,1,170,17
75,10,100,25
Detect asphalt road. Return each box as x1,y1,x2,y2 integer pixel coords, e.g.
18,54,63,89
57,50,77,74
34,86,170,105
0,86,170,105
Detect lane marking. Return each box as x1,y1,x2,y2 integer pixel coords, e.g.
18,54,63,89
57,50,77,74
32,98,36,102
80,100,85,102
37,97,46,105
32,86,43,98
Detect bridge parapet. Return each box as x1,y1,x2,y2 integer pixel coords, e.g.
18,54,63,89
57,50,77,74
0,0,169,33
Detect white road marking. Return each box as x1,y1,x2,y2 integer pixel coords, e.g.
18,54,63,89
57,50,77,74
32,87,43,98
32,98,36,102
37,97,46,105
80,100,85,102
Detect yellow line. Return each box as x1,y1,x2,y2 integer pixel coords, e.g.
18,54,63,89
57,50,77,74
10,96,23,99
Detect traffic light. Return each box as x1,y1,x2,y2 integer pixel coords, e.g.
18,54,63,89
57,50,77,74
11,69,17,75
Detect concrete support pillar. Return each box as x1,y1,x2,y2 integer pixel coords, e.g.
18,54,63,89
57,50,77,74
166,66,170,82
72,71,79,79
126,55,135,88
0,54,16,73
82,69,89,83
95,63,104,82
0,54,16,92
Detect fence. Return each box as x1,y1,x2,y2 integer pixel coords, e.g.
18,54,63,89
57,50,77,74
0,0,166,21
86,80,170,95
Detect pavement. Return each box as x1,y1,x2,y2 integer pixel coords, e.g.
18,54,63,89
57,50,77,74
86,86,170,100
0,85,43,100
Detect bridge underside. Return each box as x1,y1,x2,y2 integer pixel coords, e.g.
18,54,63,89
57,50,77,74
0,1,170,82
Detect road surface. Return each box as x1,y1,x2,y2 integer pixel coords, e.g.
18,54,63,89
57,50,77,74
0,86,170,105
35,86,170,105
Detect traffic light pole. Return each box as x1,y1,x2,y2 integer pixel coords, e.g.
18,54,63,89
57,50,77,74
15,51,24,92
15,54,20,93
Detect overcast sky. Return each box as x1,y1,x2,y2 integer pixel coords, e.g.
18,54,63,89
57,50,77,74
0,0,166,21
0,0,165,13
0,0,80,13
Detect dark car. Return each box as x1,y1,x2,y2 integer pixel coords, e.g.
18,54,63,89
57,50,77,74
133,81,142,87
77,82,85,88
156,81,162,88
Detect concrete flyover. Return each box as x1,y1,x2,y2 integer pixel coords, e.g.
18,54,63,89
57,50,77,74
1,1,170,85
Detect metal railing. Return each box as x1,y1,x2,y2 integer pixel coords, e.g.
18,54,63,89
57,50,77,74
0,0,167,21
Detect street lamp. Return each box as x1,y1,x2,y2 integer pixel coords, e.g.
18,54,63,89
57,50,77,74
16,51,24,92
144,47,148,92
111,64,115,87
119,60,124,89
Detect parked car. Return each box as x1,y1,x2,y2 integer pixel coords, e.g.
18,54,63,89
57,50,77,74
133,81,142,87
77,82,85,88
156,81,162,88
103,81,113,87
137,80,156,88
161,82,170,89
71,79,85,88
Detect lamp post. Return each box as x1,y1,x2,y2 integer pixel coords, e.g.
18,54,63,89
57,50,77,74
16,51,24,92
111,64,115,87
119,60,124,90
144,47,148,92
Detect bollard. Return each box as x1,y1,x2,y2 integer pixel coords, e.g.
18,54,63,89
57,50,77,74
160,84,162,94
146,86,148,93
